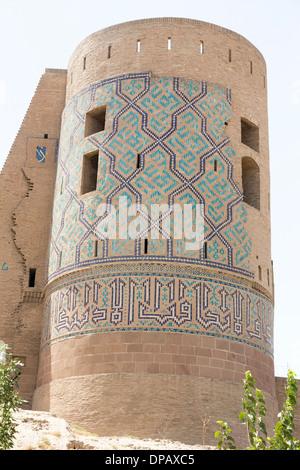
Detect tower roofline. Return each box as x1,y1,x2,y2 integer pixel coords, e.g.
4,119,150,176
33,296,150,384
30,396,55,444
69,17,266,67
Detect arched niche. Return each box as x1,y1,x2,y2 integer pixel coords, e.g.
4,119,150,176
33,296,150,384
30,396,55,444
242,156,260,210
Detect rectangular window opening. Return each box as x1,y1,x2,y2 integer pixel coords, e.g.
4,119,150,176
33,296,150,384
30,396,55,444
84,105,107,137
81,150,99,195
144,239,148,254
214,159,218,171
250,61,253,74
60,177,64,195
204,242,208,259
137,40,141,53
229,49,232,62
168,37,171,50
242,156,260,210
44,133,48,139
137,153,141,169
241,118,259,153
108,45,111,59
200,40,204,54
83,56,86,70
28,268,36,288
59,251,62,268
267,268,270,286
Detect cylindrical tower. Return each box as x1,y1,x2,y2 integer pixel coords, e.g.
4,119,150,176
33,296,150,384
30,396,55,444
33,18,276,446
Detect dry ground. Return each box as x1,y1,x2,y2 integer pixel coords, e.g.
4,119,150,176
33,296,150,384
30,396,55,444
11,409,216,451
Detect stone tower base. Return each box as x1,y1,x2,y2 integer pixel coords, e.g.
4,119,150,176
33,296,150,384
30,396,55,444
33,331,278,448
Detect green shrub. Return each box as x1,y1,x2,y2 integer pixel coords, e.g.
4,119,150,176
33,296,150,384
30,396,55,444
0,344,25,450
215,369,300,450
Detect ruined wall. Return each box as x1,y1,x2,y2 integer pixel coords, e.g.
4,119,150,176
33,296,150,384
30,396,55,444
0,69,67,405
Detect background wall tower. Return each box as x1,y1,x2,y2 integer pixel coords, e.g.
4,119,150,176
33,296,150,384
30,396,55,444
0,69,67,406
27,18,276,446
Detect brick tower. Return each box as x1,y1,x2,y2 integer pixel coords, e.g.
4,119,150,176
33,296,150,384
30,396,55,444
1,18,277,446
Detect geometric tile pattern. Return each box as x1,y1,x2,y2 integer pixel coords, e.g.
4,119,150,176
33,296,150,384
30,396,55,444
42,268,273,356
36,146,46,163
48,73,252,281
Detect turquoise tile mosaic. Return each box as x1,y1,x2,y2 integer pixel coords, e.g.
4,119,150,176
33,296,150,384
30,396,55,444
48,73,252,281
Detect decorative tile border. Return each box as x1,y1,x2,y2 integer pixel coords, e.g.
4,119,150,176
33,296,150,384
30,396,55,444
42,265,273,356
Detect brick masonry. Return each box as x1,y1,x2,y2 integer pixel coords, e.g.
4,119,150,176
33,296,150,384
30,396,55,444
0,18,295,447
0,69,67,405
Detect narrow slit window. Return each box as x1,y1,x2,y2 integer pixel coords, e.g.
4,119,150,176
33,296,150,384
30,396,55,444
144,239,148,254
94,240,99,257
267,268,270,286
108,45,111,59
137,40,141,53
204,242,208,259
83,56,86,70
258,265,262,281
250,61,253,74
60,177,64,195
137,153,141,169
229,49,232,62
59,251,62,268
84,105,106,137
81,151,99,195
168,37,171,50
214,159,218,171
241,118,259,152
200,40,204,54
28,268,36,288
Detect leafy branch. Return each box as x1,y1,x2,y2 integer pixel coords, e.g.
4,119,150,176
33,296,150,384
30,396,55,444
215,369,300,450
0,344,25,450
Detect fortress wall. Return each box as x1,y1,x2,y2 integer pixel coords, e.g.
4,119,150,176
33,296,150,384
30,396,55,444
0,69,67,405
32,19,276,447
0,17,280,447
34,331,277,446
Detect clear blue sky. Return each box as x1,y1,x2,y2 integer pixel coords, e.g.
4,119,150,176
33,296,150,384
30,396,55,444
0,0,300,378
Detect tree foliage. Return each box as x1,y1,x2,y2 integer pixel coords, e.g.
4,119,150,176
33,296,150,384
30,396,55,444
0,344,25,450
215,369,300,450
